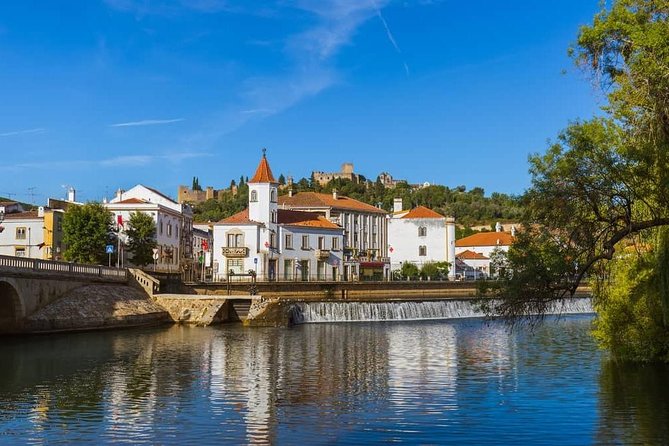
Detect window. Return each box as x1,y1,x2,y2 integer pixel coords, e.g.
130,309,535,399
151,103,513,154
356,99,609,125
270,189,277,203
301,235,310,250
317,261,326,280
159,220,163,235
227,259,244,275
332,237,339,250
250,190,258,202
419,245,427,256
283,259,293,280
16,227,26,240
285,234,293,249
15,247,26,257
167,223,173,237
270,232,277,249
227,233,243,247
318,236,325,250
271,210,277,223
418,226,427,237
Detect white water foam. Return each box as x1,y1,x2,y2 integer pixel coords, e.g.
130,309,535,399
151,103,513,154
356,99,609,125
290,298,594,324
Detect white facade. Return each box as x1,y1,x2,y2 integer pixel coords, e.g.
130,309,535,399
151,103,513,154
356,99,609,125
106,185,194,273
0,210,44,259
212,154,345,282
387,203,456,279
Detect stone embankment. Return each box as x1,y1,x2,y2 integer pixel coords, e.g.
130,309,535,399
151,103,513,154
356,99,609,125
25,284,170,333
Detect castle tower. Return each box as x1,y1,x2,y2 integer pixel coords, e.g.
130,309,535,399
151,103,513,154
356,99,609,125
248,148,278,227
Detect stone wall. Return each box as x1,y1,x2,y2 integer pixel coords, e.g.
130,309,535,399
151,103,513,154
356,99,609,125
24,285,170,332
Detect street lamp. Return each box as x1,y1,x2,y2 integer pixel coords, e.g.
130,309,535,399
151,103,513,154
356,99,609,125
294,257,299,282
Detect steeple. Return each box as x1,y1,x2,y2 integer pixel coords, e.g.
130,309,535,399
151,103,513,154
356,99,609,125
249,148,277,184
248,149,278,226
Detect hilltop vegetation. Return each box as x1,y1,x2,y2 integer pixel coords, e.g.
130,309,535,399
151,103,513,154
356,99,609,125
191,176,523,231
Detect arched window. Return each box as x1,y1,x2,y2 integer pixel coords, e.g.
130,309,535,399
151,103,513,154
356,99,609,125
418,226,427,237
270,189,277,203
250,190,258,202
419,245,427,256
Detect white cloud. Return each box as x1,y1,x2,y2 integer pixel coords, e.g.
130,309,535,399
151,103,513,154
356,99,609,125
0,128,46,137
110,118,185,127
0,151,211,172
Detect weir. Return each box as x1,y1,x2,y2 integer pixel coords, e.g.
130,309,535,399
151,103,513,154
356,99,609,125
289,297,594,324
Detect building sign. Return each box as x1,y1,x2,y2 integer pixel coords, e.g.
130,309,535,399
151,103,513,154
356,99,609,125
221,247,248,258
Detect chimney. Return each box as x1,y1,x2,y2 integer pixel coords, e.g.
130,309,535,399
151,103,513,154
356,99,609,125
115,188,124,201
67,187,76,203
38,206,45,218
288,189,294,198
332,189,338,200
511,225,516,237
393,198,403,213
495,222,502,232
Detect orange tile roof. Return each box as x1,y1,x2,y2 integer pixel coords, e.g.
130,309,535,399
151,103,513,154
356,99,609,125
456,231,514,247
3,210,41,219
401,206,444,219
278,209,342,229
278,192,387,214
217,209,262,225
456,250,489,260
248,154,277,183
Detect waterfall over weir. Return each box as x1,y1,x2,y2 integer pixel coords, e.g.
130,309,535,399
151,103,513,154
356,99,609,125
290,298,594,324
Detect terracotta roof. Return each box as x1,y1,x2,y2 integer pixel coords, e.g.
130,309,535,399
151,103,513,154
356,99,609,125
278,192,387,214
456,231,514,248
456,250,489,260
401,206,444,219
248,154,277,184
115,198,149,204
3,210,41,220
0,201,18,206
216,209,262,225
278,209,342,229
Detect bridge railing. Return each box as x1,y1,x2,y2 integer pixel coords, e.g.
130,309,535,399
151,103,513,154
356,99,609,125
0,255,127,280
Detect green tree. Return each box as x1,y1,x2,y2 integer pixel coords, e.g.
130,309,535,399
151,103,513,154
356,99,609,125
420,262,450,280
126,212,157,267
397,262,420,280
481,0,669,360
62,203,113,264
278,174,286,185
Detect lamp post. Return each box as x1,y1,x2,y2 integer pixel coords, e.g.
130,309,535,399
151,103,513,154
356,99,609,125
294,257,298,282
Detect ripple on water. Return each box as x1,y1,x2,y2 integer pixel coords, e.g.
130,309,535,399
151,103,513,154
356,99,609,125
0,317,667,445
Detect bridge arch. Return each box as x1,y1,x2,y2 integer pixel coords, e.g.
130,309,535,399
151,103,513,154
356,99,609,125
0,280,23,332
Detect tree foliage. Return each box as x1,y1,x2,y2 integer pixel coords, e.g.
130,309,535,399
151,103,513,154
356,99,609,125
62,202,113,264
481,0,669,360
126,212,157,267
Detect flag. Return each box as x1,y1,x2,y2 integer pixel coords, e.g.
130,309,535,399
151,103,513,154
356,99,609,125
201,240,209,251
117,214,124,227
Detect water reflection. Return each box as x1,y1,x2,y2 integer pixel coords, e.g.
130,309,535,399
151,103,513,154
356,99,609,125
0,318,667,444
596,360,669,445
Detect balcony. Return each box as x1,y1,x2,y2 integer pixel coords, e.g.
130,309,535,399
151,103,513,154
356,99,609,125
316,249,331,260
221,247,249,258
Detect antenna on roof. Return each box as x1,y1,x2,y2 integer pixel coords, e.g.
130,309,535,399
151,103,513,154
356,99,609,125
27,187,37,205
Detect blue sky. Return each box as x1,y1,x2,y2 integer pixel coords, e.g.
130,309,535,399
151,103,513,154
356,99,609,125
0,0,602,204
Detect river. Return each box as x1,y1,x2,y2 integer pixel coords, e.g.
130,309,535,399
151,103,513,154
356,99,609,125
1,315,668,445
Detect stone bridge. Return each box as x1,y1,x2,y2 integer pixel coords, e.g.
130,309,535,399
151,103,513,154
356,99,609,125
0,255,129,332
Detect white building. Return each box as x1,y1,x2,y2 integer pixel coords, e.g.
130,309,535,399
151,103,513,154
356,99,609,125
193,223,213,281
387,198,456,279
0,205,64,260
455,223,515,277
105,185,194,273
278,190,389,281
213,152,345,282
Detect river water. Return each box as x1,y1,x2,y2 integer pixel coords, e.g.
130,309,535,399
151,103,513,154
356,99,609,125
1,316,668,445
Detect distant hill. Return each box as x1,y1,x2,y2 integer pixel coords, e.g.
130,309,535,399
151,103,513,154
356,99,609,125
0,197,36,210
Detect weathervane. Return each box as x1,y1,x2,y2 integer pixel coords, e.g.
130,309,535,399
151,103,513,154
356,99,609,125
262,147,267,157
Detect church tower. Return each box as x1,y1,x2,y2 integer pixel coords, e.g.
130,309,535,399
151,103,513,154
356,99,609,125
248,148,278,227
